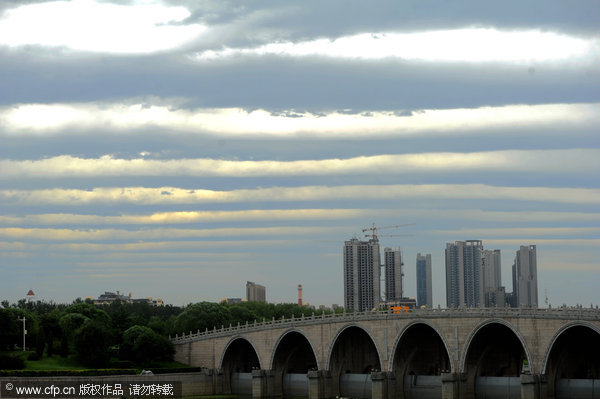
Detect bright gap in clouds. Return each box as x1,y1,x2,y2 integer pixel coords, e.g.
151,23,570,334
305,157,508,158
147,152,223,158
1,149,599,178
1,102,599,135
2,185,599,206
196,28,598,65
0,0,206,53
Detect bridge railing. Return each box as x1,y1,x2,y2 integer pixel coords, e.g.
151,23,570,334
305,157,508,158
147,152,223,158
170,305,600,344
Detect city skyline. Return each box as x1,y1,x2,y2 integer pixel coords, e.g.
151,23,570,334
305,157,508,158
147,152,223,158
5,237,542,309
0,0,598,307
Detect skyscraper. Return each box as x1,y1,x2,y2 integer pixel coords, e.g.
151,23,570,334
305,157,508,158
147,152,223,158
343,238,381,312
246,281,266,302
445,240,484,308
482,249,504,307
416,253,432,308
384,247,403,302
513,245,538,307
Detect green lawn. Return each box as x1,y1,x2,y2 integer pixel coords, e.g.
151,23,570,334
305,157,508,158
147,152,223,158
25,354,91,370
2,351,190,371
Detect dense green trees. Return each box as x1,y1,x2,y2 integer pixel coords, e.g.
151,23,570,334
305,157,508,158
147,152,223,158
121,325,174,365
74,320,113,367
0,307,38,351
174,302,232,334
0,297,323,368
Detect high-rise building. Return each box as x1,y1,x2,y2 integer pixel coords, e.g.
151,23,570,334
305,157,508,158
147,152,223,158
482,249,504,307
445,240,484,308
246,281,266,303
416,253,432,308
513,245,538,307
384,247,403,302
343,238,381,312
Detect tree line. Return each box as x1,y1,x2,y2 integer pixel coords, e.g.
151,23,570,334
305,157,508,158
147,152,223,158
0,298,323,368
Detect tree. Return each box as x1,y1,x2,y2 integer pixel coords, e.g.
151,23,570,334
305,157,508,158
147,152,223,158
74,319,113,367
173,302,232,335
64,302,110,324
227,305,259,326
0,308,39,351
147,316,167,336
59,312,89,357
121,325,173,365
121,325,152,361
133,330,174,365
41,310,63,356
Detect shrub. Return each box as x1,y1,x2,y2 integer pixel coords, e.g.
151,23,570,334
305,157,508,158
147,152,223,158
74,320,113,367
0,354,25,369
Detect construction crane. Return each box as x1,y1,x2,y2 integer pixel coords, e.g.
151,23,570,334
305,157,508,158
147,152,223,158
362,223,415,241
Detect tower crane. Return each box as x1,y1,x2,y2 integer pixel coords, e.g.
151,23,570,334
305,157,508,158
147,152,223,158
362,223,415,241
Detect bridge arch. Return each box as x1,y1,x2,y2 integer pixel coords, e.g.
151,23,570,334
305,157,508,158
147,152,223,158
542,321,600,398
218,335,262,371
326,323,383,398
460,318,533,374
269,328,319,371
325,323,383,372
390,320,453,373
390,320,453,399
541,320,600,375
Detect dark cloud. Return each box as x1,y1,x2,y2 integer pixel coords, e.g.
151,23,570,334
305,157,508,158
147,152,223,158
1,50,599,110
174,0,600,43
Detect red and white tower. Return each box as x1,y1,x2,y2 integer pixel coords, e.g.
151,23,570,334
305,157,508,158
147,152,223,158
297,284,303,307
26,289,35,303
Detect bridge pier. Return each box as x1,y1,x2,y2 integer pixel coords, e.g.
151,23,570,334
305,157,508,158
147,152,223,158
441,372,460,399
371,371,387,399
520,374,542,399
308,370,332,399
206,368,227,395
371,371,396,399
251,369,278,398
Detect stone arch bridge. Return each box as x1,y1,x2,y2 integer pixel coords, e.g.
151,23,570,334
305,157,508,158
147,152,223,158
172,307,600,399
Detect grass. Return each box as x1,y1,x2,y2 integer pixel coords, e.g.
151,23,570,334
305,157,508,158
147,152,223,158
3,350,190,372
24,354,91,370
150,360,190,369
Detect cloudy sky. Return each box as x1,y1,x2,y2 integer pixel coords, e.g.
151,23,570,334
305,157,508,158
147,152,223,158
1,0,599,308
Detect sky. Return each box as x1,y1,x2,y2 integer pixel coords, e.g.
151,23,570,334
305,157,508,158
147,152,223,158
0,0,599,308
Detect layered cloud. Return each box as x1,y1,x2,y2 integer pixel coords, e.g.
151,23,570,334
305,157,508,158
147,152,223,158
1,101,598,136
0,209,365,226
3,209,600,227
1,149,598,178
195,28,599,65
434,227,600,237
2,184,599,206
1,0,598,306
0,225,348,242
